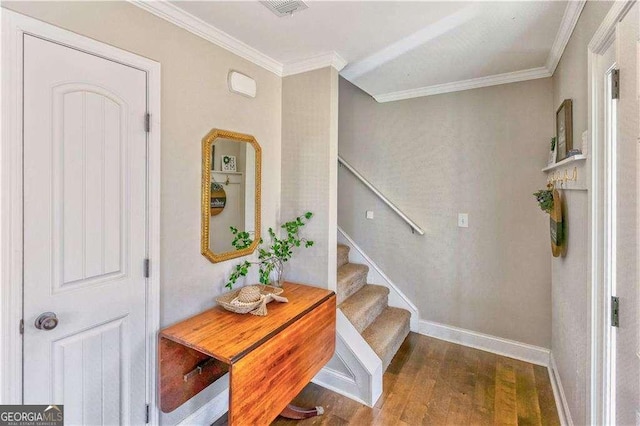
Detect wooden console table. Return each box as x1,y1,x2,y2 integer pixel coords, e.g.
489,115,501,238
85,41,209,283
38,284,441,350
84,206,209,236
159,282,336,425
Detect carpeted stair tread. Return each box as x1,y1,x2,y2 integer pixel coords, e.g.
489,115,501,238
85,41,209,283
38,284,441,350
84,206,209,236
337,263,368,305
362,307,411,371
337,244,350,269
339,284,390,333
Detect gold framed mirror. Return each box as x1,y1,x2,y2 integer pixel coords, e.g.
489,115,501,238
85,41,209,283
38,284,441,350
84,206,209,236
201,129,261,263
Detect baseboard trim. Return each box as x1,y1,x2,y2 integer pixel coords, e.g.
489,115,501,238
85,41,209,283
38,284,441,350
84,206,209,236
418,320,550,367
177,387,228,426
548,353,573,426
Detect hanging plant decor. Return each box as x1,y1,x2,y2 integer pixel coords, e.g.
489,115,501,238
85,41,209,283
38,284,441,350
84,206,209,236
533,188,554,213
533,184,565,257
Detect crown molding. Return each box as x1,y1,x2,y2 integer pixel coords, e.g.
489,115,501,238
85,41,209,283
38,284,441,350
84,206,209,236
546,0,586,74
131,0,581,99
282,52,347,77
373,67,551,103
129,0,348,78
129,0,284,76
369,1,585,102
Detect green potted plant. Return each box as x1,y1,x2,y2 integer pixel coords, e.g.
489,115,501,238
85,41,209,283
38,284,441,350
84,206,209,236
226,212,315,289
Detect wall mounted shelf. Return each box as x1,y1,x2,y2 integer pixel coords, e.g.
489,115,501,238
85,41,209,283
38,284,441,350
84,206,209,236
542,155,588,191
211,170,244,175
541,154,587,172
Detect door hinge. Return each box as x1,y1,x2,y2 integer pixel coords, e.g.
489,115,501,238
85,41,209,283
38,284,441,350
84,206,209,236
611,69,620,99
611,296,620,327
144,258,150,278
144,113,151,133
19,319,24,335
145,404,150,423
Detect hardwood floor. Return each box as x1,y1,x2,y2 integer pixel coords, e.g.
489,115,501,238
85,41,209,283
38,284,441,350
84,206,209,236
271,332,560,426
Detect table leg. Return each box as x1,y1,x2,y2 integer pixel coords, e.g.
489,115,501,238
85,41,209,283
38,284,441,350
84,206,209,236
279,404,324,420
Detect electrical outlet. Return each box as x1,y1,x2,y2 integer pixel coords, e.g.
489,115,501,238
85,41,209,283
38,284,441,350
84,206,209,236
366,210,374,219
458,213,469,228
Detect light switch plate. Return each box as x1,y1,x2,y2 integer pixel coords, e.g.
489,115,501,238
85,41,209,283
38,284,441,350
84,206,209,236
366,210,374,219
458,213,469,228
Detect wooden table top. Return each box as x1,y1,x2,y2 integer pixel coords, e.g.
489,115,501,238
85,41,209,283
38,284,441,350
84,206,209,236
159,282,334,364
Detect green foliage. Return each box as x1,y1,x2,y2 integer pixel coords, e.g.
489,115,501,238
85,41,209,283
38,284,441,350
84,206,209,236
227,260,251,289
533,189,554,213
225,212,315,289
230,227,254,250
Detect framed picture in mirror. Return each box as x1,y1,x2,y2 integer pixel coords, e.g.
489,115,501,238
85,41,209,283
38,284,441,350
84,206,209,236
221,155,237,172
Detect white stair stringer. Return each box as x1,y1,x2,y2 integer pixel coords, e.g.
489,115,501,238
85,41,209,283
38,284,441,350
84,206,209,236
312,310,383,407
338,227,419,332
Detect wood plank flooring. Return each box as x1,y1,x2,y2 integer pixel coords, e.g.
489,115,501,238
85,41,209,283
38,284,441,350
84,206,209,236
271,332,560,426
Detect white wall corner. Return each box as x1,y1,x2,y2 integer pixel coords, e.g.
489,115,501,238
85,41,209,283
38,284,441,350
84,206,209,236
545,0,587,75
327,69,340,292
548,352,574,426
373,67,551,103
128,0,284,76
282,52,348,77
418,320,551,367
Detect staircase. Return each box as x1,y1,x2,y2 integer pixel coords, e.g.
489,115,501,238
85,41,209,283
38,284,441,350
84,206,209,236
337,243,410,371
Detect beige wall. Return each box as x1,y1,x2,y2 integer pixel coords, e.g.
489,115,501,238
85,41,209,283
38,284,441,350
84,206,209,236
2,2,282,423
339,77,553,347
281,68,339,289
551,2,612,425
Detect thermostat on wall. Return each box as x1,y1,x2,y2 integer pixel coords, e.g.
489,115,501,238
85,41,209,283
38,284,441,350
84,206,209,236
228,71,256,98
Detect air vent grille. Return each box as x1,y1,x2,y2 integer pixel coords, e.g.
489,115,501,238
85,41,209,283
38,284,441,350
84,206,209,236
261,0,308,17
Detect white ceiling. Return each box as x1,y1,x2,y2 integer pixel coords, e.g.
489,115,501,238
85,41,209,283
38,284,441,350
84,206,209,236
164,1,573,101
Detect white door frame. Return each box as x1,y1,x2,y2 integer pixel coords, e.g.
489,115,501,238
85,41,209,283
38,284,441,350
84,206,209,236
588,2,635,424
0,9,162,424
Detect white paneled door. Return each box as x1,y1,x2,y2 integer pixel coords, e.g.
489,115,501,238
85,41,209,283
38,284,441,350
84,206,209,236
612,3,639,424
23,35,148,425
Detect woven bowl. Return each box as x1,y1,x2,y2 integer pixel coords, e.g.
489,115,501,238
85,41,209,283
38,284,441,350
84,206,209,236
216,285,284,314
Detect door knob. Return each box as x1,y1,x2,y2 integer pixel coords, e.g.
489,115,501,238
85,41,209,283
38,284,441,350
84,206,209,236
34,312,58,330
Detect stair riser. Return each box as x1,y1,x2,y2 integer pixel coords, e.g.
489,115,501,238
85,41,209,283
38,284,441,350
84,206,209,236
337,244,350,269
337,270,367,305
337,250,349,269
380,319,410,371
346,294,388,334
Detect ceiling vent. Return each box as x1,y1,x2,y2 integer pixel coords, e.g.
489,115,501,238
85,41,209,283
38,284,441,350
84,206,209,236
261,0,308,17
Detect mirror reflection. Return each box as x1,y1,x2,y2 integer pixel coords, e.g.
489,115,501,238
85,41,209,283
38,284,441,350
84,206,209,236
202,129,261,263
